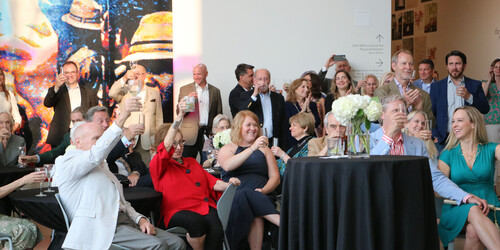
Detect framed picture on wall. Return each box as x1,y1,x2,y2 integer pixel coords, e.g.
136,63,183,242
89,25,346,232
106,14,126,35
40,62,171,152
425,3,438,33
403,10,414,36
395,0,405,11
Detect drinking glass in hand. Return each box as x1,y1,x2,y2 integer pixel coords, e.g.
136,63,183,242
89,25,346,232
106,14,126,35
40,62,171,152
44,164,55,192
18,146,26,168
128,80,140,96
138,114,145,125
35,168,47,197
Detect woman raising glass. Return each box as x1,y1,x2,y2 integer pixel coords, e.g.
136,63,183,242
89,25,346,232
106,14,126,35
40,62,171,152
218,110,280,250
437,106,500,249
405,111,438,161
150,98,240,250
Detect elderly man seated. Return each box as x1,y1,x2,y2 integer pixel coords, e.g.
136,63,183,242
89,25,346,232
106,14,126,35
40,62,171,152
308,111,346,156
370,95,489,209
54,97,185,250
0,112,25,167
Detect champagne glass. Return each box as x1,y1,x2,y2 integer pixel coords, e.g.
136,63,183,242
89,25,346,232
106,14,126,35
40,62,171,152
44,164,55,192
18,146,26,168
206,150,216,169
398,103,407,115
35,168,47,197
138,114,145,125
128,80,140,96
273,138,279,147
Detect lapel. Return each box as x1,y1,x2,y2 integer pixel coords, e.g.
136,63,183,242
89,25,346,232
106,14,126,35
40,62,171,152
402,133,415,155
387,81,401,95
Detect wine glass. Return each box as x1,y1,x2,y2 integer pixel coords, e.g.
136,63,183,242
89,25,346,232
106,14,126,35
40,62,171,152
17,146,26,168
128,80,140,96
44,164,55,192
206,150,216,170
35,168,47,197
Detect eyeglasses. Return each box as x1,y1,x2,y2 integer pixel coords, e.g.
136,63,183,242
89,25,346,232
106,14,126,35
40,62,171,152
172,140,186,147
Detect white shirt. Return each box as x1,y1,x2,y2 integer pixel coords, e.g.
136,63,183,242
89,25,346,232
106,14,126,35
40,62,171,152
251,92,273,137
446,76,473,132
195,83,210,126
66,83,81,120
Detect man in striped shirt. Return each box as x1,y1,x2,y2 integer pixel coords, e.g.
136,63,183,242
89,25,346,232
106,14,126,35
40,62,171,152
370,95,488,207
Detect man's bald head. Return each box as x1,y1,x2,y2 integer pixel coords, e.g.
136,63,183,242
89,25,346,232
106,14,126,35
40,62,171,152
73,122,104,151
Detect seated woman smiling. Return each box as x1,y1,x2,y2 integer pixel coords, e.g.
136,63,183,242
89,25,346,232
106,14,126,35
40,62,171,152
271,112,315,177
218,110,280,250
150,98,240,250
437,106,500,249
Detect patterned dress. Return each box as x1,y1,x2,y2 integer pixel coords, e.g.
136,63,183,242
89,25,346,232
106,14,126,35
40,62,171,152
484,82,500,124
0,214,43,250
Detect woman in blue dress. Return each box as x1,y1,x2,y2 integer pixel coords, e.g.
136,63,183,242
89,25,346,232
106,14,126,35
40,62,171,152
218,110,280,249
438,106,500,249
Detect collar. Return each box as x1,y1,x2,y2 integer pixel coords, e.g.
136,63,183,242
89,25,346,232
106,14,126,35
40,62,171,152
447,76,465,85
259,92,271,98
65,83,80,90
382,127,404,143
394,78,411,91
195,83,209,91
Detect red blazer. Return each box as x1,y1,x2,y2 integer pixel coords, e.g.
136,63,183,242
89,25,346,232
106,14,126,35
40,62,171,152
150,143,221,225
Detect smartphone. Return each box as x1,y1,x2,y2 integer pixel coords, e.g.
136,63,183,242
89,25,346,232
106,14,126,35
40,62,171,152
333,55,347,61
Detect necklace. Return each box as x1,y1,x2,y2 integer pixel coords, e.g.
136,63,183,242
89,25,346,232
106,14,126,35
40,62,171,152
459,144,481,163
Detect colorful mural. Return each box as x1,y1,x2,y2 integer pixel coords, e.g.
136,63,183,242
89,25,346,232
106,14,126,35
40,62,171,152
0,0,173,153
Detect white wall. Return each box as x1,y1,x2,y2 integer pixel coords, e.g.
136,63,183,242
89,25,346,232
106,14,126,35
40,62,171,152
174,0,391,119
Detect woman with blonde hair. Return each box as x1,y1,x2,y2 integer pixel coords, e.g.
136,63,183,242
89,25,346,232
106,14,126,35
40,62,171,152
379,71,395,87
0,67,21,132
405,111,438,160
437,106,500,249
361,74,379,97
481,58,500,143
285,78,320,147
271,112,315,177
218,110,280,249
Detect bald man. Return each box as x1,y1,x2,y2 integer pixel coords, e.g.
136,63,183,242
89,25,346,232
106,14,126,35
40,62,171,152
177,64,222,160
54,97,184,250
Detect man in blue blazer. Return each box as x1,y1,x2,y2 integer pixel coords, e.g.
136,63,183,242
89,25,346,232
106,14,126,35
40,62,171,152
430,50,490,147
413,59,435,94
370,95,488,208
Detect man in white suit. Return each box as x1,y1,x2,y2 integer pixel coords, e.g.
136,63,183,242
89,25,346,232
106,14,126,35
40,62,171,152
54,97,185,250
370,95,488,209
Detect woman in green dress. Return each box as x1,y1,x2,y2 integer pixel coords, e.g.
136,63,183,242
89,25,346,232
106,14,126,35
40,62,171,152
438,106,500,249
0,171,45,250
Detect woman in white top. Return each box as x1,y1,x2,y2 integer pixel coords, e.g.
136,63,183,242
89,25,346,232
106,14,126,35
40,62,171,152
0,68,21,132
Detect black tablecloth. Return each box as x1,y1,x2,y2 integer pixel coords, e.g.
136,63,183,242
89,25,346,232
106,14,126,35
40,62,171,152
0,166,34,215
278,155,439,250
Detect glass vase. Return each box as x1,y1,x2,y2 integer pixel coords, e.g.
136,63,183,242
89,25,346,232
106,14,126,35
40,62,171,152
347,119,370,159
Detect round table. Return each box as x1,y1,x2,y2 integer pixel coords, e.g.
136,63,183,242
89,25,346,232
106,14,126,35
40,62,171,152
0,166,34,215
278,155,439,250
9,186,162,249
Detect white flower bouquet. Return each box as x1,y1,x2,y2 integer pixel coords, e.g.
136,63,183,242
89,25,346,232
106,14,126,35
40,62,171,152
213,129,232,149
331,95,382,157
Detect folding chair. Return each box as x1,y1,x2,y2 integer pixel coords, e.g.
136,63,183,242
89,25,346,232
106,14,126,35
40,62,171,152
0,232,13,250
217,183,237,250
55,193,130,250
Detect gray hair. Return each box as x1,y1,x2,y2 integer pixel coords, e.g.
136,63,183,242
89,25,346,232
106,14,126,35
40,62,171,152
381,95,405,112
0,112,14,131
70,121,86,142
324,111,334,128
212,114,231,134
85,106,108,122
391,49,412,64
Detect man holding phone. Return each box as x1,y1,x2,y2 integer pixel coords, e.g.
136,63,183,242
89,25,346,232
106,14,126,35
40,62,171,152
430,50,490,150
317,54,357,93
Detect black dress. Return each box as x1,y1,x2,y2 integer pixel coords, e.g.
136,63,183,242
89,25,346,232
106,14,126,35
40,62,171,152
221,146,278,248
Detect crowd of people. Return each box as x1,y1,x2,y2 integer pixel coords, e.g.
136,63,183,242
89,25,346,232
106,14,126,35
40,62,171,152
0,48,499,249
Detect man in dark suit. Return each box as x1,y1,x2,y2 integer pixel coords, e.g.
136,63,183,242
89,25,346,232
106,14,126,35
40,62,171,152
229,63,254,117
430,50,490,148
107,137,152,187
44,61,98,148
178,63,223,159
240,68,287,149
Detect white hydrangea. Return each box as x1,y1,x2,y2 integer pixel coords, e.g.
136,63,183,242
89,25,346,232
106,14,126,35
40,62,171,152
213,129,231,149
331,95,373,125
365,100,383,122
